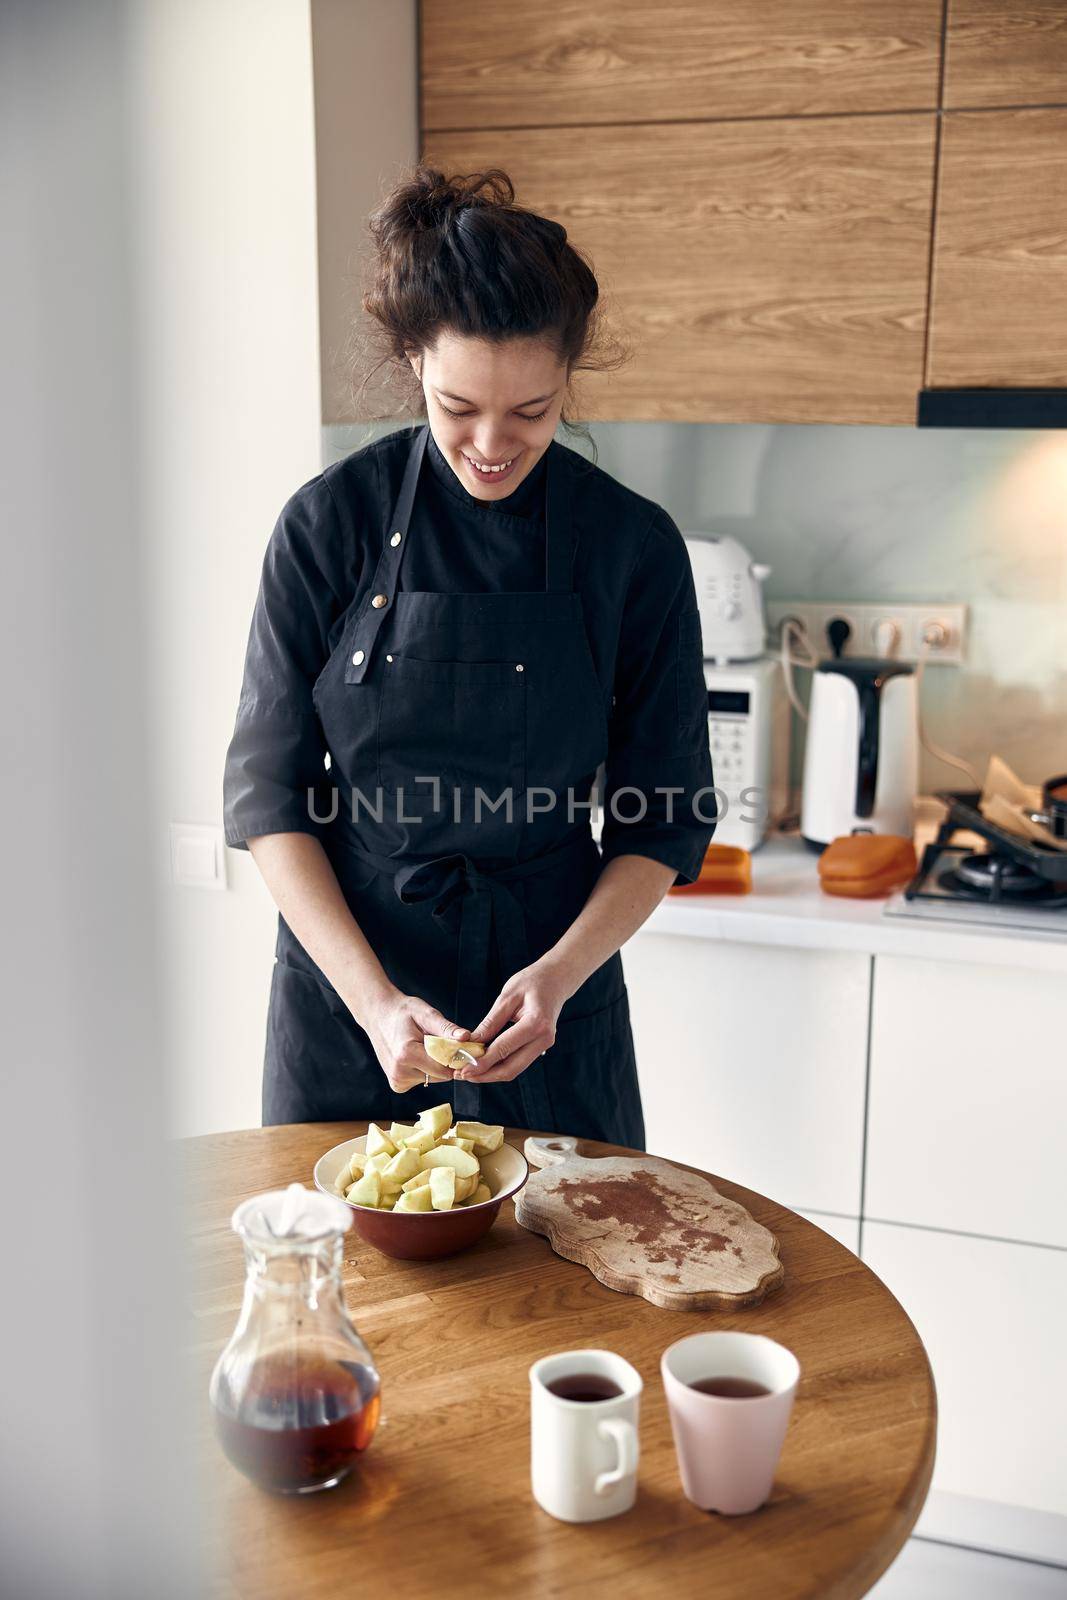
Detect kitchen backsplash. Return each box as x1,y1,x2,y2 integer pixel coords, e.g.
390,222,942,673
323,421,1067,794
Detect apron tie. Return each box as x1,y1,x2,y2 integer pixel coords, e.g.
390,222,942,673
335,829,593,1127
392,851,529,1032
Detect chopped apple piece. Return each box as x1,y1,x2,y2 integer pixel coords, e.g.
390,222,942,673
421,1145,479,1179
336,1151,368,1189
378,1190,398,1210
429,1167,457,1211
468,1182,493,1207
441,1134,475,1153
366,1122,397,1157
455,1121,504,1155
395,1186,433,1213
399,1128,436,1156
416,1102,454,1140
401,1169,434,1193
383,1147,422,1185
389,1122,417,1146
365,1151,392,1176
345,1170,382,1208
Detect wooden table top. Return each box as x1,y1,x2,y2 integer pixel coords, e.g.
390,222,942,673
186,1125,935,1600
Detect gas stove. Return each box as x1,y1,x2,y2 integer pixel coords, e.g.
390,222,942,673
883,790,1067,937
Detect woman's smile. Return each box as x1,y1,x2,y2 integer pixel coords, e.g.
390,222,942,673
460,449,521,487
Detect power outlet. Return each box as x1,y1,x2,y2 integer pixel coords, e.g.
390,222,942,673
766,602,966,665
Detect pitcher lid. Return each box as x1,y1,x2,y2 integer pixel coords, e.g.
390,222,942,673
232,1182,352,1243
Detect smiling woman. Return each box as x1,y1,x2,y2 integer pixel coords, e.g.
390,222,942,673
357,167,626,472
412,331,564,501
223,164,716,1146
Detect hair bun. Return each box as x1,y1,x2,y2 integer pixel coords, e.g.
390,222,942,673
404,166,515,229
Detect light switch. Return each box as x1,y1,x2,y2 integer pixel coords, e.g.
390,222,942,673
170,822,227,890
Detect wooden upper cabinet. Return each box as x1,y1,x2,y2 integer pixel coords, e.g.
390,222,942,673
944,0,1067,109
420,0,943,130
927,109,1067,388
423,117,936,424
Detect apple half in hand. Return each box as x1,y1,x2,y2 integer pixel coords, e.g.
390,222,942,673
423,1035,487,1072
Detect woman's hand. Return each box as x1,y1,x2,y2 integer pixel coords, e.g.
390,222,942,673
457,959,577,1085
360,990,473,1094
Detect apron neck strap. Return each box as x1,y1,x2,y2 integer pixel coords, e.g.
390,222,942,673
391,422,430,540
544,441,575,594
394,424,575,595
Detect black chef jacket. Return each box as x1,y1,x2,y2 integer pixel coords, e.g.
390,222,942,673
224,426,716,881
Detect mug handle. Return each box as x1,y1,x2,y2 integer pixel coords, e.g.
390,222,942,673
595,1418,638,1495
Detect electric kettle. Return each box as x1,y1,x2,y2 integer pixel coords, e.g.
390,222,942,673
800,657,918,849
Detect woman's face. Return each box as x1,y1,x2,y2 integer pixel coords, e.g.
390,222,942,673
409,332,568,502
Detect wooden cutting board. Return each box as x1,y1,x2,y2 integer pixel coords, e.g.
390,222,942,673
514,1137,784,1310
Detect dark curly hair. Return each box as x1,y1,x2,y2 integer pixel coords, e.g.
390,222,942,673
347,165,628,451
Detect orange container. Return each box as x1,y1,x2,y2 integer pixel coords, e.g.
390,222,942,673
817,834,917,898
669,843,752,896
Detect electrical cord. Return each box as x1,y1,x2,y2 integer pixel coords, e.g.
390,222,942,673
777,617,818,721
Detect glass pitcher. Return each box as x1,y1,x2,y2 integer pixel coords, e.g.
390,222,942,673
209,1183,380,1494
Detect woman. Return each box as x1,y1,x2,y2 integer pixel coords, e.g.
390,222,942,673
223,166,715,1147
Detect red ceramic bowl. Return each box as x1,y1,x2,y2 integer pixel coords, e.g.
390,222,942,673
313,1133,528,1261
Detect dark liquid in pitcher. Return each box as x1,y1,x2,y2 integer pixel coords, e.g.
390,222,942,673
213,1356,380,1493
546,1373,623,1403
688,1376,771,1399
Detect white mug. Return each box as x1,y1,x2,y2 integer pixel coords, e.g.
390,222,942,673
529,1349,642,1523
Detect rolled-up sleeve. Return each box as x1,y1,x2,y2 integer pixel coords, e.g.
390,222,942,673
223,475,348,851
599,507,716,885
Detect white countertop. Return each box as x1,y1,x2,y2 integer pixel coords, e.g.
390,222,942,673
632,804,1067,976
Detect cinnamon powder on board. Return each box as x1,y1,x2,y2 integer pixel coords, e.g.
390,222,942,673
556,1172,730,1270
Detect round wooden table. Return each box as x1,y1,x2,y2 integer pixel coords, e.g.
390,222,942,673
187,1125,935,1600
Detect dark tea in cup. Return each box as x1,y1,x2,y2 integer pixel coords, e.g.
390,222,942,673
545,1372,623,1403
686,1375,771,1399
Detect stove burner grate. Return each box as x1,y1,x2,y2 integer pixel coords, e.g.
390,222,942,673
937,850,1053,902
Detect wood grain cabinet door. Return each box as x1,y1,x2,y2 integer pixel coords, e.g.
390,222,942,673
420,0,943,129
424,117,937,423
944,0,1067,109
926,109,1067,388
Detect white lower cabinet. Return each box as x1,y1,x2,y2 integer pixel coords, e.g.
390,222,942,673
865,957,1067,1249
625,934,870,1217
626,929,1067,1563
861,1221,1067,1539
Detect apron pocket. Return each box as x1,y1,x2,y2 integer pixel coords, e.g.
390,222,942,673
377,655,527,805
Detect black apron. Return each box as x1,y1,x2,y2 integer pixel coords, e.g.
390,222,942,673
264,424,645,1149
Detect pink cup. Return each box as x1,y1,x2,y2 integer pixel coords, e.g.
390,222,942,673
661,1331,800,1515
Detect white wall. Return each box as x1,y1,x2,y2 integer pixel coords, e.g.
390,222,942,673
131,0,418,1137
130,0,323,1136
2,2,204,1590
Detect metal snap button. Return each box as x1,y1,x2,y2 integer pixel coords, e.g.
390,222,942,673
390,531,402,546
516,663,524,672
386,654,393,662
371,593,388,609
351,649,365,666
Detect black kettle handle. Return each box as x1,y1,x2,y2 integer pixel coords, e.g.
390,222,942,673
855,677,881,820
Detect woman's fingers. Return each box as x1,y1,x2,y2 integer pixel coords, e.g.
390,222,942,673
462,1016,552,1078
398,1037,455,1084
409,997,471,1041
468,992,517,1049
468,1038,551,1084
